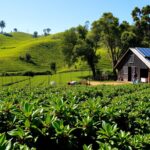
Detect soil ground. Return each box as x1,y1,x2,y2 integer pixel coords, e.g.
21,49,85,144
89,81,130,86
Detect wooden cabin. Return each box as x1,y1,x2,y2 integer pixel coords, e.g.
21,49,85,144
115,48,150,83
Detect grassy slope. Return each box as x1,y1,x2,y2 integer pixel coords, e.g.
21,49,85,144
0,32,111,73
0,32,65,72
97,47,112,71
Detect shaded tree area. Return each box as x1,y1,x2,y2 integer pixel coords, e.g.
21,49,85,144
62,24,100,79
92,13,120,75
131,5,150,47
50,62,57,74
62,5,150,79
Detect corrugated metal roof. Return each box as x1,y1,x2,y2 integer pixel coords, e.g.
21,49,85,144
136,47,150,57
115,47,150,69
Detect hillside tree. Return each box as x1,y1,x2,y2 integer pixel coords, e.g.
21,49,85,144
50,62,56,74
0,20,6,33
43,28,51,36
131,5,150,46
43,29,47,36
121,31,137,53
13,28,18,32
92,13,120,75
62,25,100,79
47,28,51,34
33,31,38,38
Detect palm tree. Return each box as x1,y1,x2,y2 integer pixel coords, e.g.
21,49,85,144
0,20,6,33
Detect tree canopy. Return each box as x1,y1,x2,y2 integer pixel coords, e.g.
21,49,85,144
0,20,6,33
131,5,150,46
62,5,150,78
62,25,100,79
0,5,149,79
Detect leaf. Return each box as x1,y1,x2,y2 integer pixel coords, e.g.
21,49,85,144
5,140,12,150
22,102,34,117
31,108,43,118
45,115,51,125
25,119,30,128
8,130,19,137
52,121,61,132
0,134,6,146
8,128,24,139
83,144,93,150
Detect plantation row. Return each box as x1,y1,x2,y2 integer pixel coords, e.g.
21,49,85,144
0,84,150,149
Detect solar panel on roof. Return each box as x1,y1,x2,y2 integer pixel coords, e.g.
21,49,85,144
136,47,150,58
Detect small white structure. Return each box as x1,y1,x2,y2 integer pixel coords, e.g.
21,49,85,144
141,78,148,83
50,81,56,86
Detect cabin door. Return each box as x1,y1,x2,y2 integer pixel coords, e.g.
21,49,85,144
131,66,137,81
128,67,131,81
128,66,136,81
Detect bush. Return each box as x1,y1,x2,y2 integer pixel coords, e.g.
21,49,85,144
3,33,13,37
22,70,52,76
25,53,31,62
23,71,35,77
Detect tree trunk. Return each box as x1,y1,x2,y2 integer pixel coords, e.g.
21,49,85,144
89,63,96,80
112,59,117,80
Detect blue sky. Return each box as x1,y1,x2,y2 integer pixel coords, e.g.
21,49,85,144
0,0,149,34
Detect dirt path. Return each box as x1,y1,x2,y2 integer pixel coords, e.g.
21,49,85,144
89,81,130,86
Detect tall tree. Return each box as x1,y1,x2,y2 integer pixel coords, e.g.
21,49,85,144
62,27,78,66
50,62,56,74
43,29,47,36
33,31,38,38
13,28,18,32
92,13,120,75
0,20,6,33
131,5,150,46
119,21,131,33
46,28,51,34
121,31,137,53
62,25,100,79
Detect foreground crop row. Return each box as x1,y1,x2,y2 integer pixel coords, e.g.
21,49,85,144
0,84,150,150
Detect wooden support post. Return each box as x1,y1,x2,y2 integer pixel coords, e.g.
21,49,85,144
148,69,150,83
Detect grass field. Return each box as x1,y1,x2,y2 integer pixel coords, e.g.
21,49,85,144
0,70,91,89
0,32,111,73
0,32,65,72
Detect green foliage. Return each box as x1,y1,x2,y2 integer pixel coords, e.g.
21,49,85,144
121,31,137,52
0,31,111,73
131,5,150,47
83,144,93,150
33,31,38,38
62,25,100,79
0,20,6,33
50,62,57,74
0,84,149,149
0,32,65,72
92,12,120,74
0,133,11,150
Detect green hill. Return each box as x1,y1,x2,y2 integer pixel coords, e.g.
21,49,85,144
0,32,111,73
0,32,65,73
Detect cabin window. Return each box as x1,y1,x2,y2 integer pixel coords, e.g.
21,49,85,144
129,54,134,64
123,66,128,74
